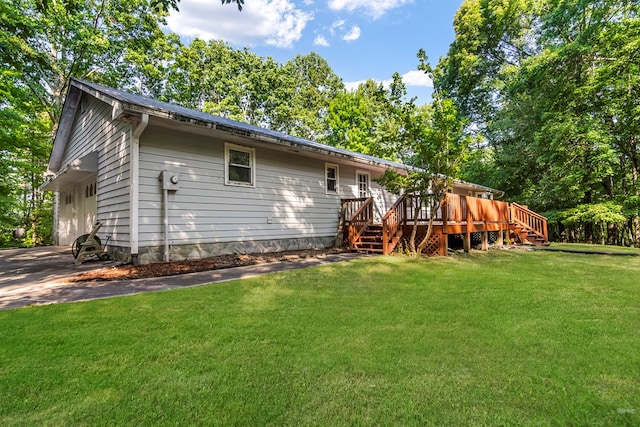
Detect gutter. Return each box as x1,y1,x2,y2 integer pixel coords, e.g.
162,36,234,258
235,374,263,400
113,102,408,173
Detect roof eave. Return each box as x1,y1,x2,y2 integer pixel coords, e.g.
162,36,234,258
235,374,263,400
115,103,408,173
47,85,83,173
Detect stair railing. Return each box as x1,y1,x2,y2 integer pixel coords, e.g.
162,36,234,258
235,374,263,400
511,203,548,242
347,197,374,250
382,194,406,254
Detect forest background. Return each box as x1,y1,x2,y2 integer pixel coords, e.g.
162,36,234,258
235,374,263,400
1,0,639,247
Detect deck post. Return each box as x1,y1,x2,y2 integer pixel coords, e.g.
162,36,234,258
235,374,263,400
442,196,448,235
441,196,448,256
481,213,488,250
439,232,447,256
496,228,504,246
464,196,471,252
481,230,488,251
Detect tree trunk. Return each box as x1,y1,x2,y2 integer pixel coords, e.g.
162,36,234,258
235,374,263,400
416,217,435,255
630,136,639,247
606,223,616,246
416,200,441,255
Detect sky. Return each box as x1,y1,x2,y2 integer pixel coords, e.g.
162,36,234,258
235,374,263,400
164,0,464,104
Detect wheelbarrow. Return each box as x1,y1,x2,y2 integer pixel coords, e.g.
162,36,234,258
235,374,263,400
72,221,111,265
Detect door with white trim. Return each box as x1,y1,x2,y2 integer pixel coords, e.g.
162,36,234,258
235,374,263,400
356,171,370,198
82,178,97,235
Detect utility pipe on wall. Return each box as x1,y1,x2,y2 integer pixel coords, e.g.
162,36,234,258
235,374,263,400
163,186,169,262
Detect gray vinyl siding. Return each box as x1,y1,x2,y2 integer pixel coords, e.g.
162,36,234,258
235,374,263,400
60,95,132,247
137,126,394,247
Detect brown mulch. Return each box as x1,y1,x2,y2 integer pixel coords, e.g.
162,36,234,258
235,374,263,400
69,248,348,283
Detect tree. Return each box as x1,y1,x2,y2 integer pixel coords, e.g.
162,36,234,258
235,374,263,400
37,0,245,13
0,0,169,246
439,0,640,246
1,0,169,123
377,52,470,256
324,74,407,160
0,70,53,246
279,53,344,140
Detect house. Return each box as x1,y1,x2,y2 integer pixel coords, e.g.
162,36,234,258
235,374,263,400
41,78,528,264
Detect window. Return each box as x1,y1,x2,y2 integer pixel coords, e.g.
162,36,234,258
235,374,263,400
356,171,370,198
325,163,339,194
85,183,95,198
225,143,255,186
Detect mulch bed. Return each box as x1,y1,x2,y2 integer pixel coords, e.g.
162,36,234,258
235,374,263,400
69,248,348,282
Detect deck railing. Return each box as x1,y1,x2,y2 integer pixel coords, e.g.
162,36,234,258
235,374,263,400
382,194,405,254
341,198,370,221
511,203,548,242
343,193,547,253
345,197,374,249
402,193,511,230
403,194,441,223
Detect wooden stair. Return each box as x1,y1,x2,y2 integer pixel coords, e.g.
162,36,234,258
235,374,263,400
510,203,549,246
352,224,384,253
511,223,549,246
511,224,549,246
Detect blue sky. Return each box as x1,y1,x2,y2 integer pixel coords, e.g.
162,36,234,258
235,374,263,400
165,0,464,104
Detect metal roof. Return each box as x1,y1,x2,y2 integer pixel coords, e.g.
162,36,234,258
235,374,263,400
70,78,409,171
61,78,501,196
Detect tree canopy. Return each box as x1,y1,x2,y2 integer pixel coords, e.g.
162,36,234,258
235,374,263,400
442,0,640,246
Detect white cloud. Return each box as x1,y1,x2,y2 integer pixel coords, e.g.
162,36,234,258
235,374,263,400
342,25,361,42
328,0,413,19
400,70,433,87
344,80,367,91
165,0,313,48
330,19,346,36
344,70,432,92
314,35,330,47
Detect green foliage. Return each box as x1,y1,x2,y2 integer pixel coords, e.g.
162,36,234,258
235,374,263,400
562,202,627,226
376,53,471,255
441,0,640,245
0,70,54,246
2,252,640,425
460,143,499,189
280,53,344,139
1,0,169,246
324,75,405,160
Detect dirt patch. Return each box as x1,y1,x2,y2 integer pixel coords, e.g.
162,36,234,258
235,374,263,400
68,248,349,282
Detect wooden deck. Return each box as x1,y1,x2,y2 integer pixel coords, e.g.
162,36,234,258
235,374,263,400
342,194,549,255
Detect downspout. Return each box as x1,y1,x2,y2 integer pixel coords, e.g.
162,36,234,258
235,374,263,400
52,192,60,245
163,184,169,262
130,113,149,265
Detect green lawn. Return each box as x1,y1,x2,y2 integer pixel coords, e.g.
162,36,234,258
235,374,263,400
1,251,639,426
547,242,640,255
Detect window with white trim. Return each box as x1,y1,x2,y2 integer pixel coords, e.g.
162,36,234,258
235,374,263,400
225,143,255,186
325,163,339,194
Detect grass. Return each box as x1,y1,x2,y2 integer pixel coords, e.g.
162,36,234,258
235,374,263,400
547,242,640,254
1,250,640,426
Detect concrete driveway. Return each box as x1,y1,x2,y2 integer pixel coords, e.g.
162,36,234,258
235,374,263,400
0,246,119,309
0,246,365,311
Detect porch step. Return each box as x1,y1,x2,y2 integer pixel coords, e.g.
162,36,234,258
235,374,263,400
353,224,384,253
510,223,548,246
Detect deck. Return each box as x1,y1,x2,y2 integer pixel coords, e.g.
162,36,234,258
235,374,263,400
341,194,549,255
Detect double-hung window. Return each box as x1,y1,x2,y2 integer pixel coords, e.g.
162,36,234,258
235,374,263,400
225,143,255,187
325,163,339,194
